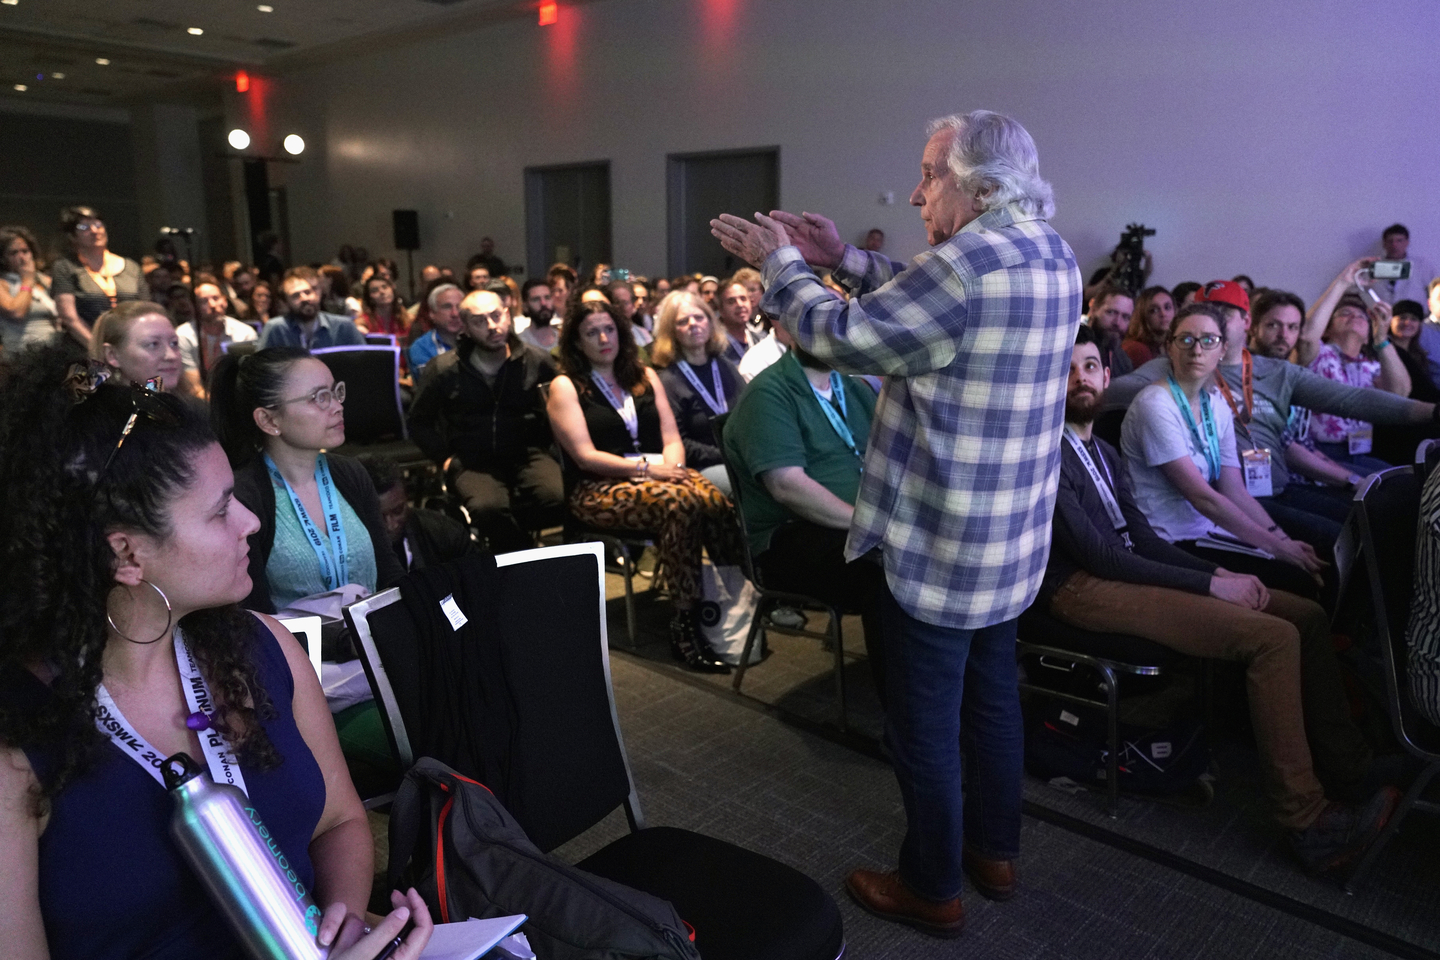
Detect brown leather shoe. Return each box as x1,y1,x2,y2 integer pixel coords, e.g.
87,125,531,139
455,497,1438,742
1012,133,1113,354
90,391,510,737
844,868,965,939
962,848,1017,901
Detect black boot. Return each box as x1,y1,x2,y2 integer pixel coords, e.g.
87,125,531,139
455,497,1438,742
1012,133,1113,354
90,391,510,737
669,610,731,673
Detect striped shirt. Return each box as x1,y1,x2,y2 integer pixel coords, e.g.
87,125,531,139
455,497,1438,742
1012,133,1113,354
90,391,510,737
761,204,1082,627
1406,465,1440,727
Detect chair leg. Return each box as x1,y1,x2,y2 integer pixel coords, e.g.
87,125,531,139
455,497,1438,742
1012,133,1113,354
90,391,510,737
829,608,848,733
1344,760,1440,893
733,603,768,693
1101,663,1120,818
617,542,638,650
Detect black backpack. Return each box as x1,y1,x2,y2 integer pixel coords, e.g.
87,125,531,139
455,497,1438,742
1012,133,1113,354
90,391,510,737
387,758,701,960
1025,702,1210,796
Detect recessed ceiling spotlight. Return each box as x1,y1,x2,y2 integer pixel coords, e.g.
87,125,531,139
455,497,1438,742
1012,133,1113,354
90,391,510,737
227,128,251,150
13,83,27,91
52,72,64,79
1,2,19,7
283,134,305,156
187,26,204,35
257,4,274,11
95,57,110,65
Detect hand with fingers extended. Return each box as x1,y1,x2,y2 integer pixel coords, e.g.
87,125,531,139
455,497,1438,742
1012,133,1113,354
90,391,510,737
764,210,845,270
710,212,792,269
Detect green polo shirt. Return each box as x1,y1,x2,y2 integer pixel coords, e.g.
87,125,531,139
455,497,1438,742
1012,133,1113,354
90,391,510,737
723,350,876,557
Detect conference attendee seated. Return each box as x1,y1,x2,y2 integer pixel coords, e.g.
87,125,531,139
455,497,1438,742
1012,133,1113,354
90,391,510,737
407,289,563,554
363,457,474,572
1048,326,1395,875
408,282,464,373
518,277,558,351
650,290,746,495
1121,285,1175,369
723,342,887,698
545,299,741,673
1119,303,1325,599
1085,282,1135,375
1105,283,1440,551
355,273,409,337
606,277,652,347
717,279,756,362
1407,461,1440,729
258,267,366,351
91,300,200,402
210,347,405,614
1388,299,1440,402
177,274,257,395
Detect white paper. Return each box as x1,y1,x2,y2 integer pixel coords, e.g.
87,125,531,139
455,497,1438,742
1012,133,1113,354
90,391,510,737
420,915,528,960
439,593,469,632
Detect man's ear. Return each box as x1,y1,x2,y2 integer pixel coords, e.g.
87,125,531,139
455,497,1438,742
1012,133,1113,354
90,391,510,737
252,405,280,438
1102,367,1112,390
106,531,146,587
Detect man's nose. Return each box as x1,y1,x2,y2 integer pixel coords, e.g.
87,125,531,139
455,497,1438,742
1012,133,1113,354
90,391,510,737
909,183,924,206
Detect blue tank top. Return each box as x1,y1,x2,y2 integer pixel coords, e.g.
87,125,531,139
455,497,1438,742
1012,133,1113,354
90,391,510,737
2,615,327,960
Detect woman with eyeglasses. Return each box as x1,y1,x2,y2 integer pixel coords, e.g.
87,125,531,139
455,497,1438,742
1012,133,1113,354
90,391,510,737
90,300,199,401
546,299,742,673
51,205,144,349
648,290,746,495
0,344,433,960
1121,303,1325,599
210,348,405,614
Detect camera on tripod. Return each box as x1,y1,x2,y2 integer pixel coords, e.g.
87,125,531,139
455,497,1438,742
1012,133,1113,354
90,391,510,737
1112,223,1155,295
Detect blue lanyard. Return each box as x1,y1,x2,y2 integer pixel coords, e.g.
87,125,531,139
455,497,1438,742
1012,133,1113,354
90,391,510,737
265,453,350,591
797,354,859,457
1166,377,1221,482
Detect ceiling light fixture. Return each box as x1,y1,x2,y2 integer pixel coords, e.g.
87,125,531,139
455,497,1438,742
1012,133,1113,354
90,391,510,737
538,1,557,25
257,4,274,11
1,2,19,7
52,72,65,79
13,83,26,91
187,27,204,35
95,57,110,65
283,134,305,156
228,129,251,150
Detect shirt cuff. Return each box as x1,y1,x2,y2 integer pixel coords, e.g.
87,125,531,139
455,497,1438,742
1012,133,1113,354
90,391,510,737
832,244,869,288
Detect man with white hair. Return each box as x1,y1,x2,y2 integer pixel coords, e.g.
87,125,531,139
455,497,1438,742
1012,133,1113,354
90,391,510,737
713,110,1081,937
408,282,465,373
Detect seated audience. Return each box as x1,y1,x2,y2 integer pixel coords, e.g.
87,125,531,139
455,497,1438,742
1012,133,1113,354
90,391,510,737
0,224,58,353
1172,280,1202,308
259,267,365,351
630,277,654,335
228,263,257,319
178,274,257,394
547,262,577,312
739,315,789,382
470,236,507,279
166,283,196,327
1388,299,1440,402
248,279,279,323
463,257,491,292
316,264,360,317
210,347,405,613
1121,285,1174,369
699,275,720,311
0,343,430,959
650,290,746,494
652,276,673,298
1120,303,1325,598
546,300,740,673
91,300,199,401
51,205,143,348
723,342,886,694
407,282,464,373
1049,327,1396,874
356,274,409,337
1085,283,1135,375
408,289,563,553
363,457,474,572
607,277,652,346
1231,274,1256,295
717,279,756,362
519,277,558,351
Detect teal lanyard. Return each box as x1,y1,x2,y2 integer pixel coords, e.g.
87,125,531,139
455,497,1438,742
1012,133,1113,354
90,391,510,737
800,356,860,458
265,453,350,591
1166,377,1221,482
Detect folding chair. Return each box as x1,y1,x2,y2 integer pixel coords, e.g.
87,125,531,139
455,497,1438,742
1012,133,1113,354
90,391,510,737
345,544,845,960
276,615,322,682
1016,605,1183,816
1343,466,1440,891
710,413,853,731
1416,437,1440,486
310,345,428,469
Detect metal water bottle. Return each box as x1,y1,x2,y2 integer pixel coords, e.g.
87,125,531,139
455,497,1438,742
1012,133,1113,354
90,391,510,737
163,753,329,960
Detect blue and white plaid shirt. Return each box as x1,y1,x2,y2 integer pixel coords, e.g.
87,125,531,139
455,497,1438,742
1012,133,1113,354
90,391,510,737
761,204,1082,628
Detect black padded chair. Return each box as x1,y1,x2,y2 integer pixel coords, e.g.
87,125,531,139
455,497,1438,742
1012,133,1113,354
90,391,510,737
710,413,855,731
345,544,845,960
1016,604,1184,815
1416,437,1440,486
1342,466,1440,891
1091,408,1125,449
311,345,428,468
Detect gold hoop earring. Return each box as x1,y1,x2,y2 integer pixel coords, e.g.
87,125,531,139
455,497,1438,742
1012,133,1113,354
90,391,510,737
106,578,173,645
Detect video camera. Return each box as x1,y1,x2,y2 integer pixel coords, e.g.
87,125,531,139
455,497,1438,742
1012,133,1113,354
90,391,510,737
1112,223,1155,295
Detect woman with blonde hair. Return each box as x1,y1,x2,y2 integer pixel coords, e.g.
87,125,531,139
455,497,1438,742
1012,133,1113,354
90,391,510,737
91,300,199,399
650,290,745,494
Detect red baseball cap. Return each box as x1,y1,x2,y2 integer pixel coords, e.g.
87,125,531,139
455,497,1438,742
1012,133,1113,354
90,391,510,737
1195,280,1250,313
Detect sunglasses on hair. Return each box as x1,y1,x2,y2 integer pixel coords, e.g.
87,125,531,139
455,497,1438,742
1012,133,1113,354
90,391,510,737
103,378,179,476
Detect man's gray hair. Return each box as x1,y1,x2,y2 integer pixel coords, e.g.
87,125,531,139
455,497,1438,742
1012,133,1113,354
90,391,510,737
426,282,461,312
926,110,1055,219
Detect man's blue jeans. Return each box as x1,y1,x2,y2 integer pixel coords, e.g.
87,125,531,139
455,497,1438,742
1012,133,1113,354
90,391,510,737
880,587,1023,901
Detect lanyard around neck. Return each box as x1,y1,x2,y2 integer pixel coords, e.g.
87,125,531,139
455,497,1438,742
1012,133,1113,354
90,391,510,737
1214,349,1253,430
678,358,728,415
589,372,640,450
94,628,248,794
1166,376,1222,482
265,453,350,591
1063,427,1129,543
799,355,859,457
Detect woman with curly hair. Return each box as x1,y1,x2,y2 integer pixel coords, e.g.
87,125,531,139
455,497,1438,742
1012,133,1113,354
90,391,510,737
0,344,431,959
1122,285,1175,368
545,299,741,673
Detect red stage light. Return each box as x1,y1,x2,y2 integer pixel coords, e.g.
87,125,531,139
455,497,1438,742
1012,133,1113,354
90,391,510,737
538,1,557,26
235,70,250,93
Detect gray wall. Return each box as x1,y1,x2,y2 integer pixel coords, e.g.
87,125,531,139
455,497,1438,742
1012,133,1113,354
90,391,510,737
239,0,1440,299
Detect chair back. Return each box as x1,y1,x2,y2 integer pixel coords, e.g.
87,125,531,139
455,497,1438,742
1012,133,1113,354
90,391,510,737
345,544,642,851
364,333,399,348
709,413,762,583
220,339,258,358
1418,437,1440,486
1353,466,1436,753
276,615,323,682
311,345,406,444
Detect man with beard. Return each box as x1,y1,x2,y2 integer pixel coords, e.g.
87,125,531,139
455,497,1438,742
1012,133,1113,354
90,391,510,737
258,266,364,349
717,280,755,362
518,278,558,351
1085,282,1134,375
723,341,885,685
407,288,563,553
1044,325,1398,878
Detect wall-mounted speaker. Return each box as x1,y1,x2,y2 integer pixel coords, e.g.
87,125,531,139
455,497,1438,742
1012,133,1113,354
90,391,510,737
392,209,420,251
